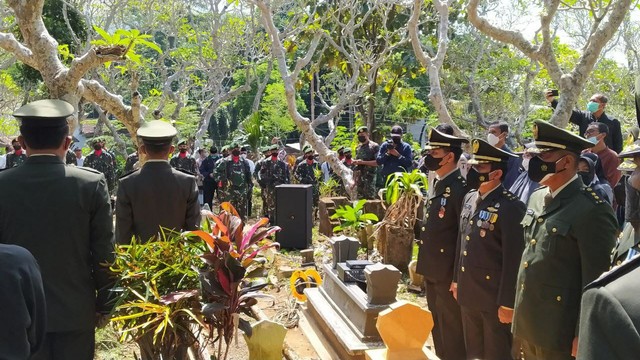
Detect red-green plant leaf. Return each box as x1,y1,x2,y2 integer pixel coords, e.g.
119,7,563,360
201,302,228,317
240,217,269,251
159,289,198,305
217,268,231,295
241,242,281,264
210,216,229,237
221,202,240,218
224,252,246,283
243,226,281,251
183,230,216,252
238,317,252,338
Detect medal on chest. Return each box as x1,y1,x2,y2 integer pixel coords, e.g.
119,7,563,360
439,197,447,218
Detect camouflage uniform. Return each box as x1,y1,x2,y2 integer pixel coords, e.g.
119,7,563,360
295,156,320,207
124,152,139,172
5,152,27,169
84,151,116,193
170,153,198,174
214,156,252,220
336,149,356,197
65,149,77,165
255,147,290,220
355,140,380,199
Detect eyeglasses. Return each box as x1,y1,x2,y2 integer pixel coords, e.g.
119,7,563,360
584,129,599,135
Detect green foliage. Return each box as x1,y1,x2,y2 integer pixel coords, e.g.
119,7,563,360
331,199,379,233
319,177,341,198
383,169,428,205
236,112,267,154
92,27,162,66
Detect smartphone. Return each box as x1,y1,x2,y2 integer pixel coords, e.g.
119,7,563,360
549,89,559,96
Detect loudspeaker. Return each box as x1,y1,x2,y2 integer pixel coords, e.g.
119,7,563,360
275,184,312,249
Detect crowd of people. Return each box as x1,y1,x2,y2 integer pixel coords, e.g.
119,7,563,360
1,91,639,360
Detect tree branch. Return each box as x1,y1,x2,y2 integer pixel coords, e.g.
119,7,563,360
67,46,126,89
0,32,37,69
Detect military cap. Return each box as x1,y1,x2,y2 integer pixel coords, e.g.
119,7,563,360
13,99,74,127
136,120,178,145
468,138,517,165
423,128,468,150
177,138,188,146
302,144,312,153
343,147,352,154
527,120,594,154
356,126,368,134
269,144,279,151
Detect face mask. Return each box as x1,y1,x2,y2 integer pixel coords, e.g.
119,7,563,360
12,145,21,151
241,154,247,159
392,137,401,144
528,156,566,183
357,135,367,143
179,148,187,153
307,154,314,160
231,149,240,156
487,133,500,147
345,154,352,160
423,154,445,171
271,154,277,159
465,168,491,190
578,171,594,186
93,144,102,150
587,101,599,113
586,136,598,145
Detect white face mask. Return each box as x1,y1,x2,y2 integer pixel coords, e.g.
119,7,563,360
240,154,247,159
487,133,500,147
521,157,530,171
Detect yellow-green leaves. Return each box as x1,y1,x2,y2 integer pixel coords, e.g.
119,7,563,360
91,26,163,66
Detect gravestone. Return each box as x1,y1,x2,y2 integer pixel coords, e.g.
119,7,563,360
365,301,438,360
364,264,402,305
407,260,424,292
318,197,349,236
244,319,287,360
300,248,314,264
330,235,360,269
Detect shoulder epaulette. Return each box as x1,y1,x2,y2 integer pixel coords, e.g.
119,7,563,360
581,186,606,205
501,188,519,202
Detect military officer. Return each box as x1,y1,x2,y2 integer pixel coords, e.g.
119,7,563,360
295,145,321,209
454,139,526,360
577,254,640,359
293,144,311,174
255,144,290,220
116,121,200,244
0,99,114,359
353,126,380,199
200,146,222,210
84,137,116,193
214,142,252,220
170,138,198,174
512,120,618,360
611,141,640,265
5,138,28,168
416,128,469,360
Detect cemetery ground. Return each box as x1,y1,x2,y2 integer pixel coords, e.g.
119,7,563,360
95,212,429,360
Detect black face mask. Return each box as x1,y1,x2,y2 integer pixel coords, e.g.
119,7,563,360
465,168,490,190
423,154,444,171
392,137,401,144
93,144,102,150
345,154,352,159
12,145,21,151
231,149,240,156
307,155,314,160
179,148,187,153
357,135,367,143
578,171,594,186
528,156,564,183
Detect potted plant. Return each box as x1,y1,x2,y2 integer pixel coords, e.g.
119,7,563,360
330,199,379,250
374,169,428,272
109,202,280,360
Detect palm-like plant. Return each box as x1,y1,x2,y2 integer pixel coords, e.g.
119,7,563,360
380,169,428,228
331,199,379,248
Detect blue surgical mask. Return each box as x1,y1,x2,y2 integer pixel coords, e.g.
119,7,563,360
587,136,598,144
587,101,599,113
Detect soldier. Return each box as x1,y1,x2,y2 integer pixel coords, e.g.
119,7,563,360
416,128,468,360
512,120,618,359
124,147,139,172
293,144,311,174
255,145,290,220
84,137,116,193
5,138,27,168
453,139,526,360
0,99,114,359
254,146,271,214
170,139,198,174
352,126,380,199
200,146,222,210
295,146,321,209
611,141,640,265
335,148,355,196
215,145,231,203
98,137,118,174
214,142,252,220
577,255,640,359
116,121,200,244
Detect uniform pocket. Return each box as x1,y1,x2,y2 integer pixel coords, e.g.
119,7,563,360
544,220,572,256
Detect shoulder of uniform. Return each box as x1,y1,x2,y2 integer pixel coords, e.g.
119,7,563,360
580,186,607,205
500,188,520,202
586,255,640,290
119,168,140,179
532,185,548,194
175,168,196,177
76,166,103,175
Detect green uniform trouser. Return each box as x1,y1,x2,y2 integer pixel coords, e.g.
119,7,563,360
227,185,249,220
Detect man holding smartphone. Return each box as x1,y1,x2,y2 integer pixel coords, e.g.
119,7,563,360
376,125,413,184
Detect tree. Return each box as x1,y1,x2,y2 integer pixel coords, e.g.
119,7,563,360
467,0,633,127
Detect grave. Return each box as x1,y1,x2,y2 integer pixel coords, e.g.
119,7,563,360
318,197,349,237
364,301,439,360
304,254,402,360
244,319,287,360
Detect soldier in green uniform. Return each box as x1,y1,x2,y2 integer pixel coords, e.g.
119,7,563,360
416,128,468,360
0,99,114,359
352,126,380,199
295,146,321,209
5,138,28,168
512,120,618,359
454,139,526,360
611,141,640,266
336,147,356,197
255,144,290,220
170,139,198,174
124,148,139,172
293,144,311,175
214,142,252,220
116,121,200,244
84,137,116,193
214,145,230,203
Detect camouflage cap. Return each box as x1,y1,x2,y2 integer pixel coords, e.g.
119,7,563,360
269,144,279,151
343,147,352,154
13,99,74,127
302,144,313,153
356,126,368,134
229,141,240,149
177,138,188,146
